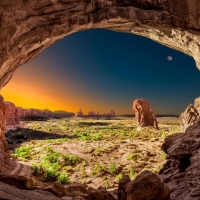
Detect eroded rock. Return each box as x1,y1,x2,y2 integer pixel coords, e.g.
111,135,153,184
194,97,200,114
5,101,19,126
0,181,61,200
132,98,158,130
125,170,170,200
179,104,199,132
159,119,200,200
0,1,200,89
0,96,9,172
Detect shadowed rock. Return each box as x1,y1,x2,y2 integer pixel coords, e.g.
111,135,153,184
125,170,170,200
179,104,199,132
0,96,9,172
132,98,158,130
159,119,200,200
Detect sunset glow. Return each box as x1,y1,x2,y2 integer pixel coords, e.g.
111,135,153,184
1,29,200,115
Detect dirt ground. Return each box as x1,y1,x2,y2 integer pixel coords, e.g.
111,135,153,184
5,117,180,189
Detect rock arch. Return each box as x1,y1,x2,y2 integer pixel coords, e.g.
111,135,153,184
1,1,200,198
0,0,200,89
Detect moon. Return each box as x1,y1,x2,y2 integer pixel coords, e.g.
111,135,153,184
167,56,172,61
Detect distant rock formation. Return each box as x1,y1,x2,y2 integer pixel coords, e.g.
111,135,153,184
118,170,170,200
76,109,84,117
132,98,158,130
179,104,199,132
108,110,115,117
76,109,116,119
159,119,200,200
5,102,19,126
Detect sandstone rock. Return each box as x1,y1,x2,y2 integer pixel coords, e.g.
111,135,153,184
108,110,116,117
0,175,34,190
5,101,19,126
51,181,70,197
0,181,60,200
194,97,200,114
179,104,199,132
86,189,116,200
132,98,158,130
0,96,9,172
118,175,131,200
159,119,200,200
125,170,170,200
0,1,200,90
16,107,25,119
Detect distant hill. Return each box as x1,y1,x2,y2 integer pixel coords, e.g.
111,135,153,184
52,110,75,118
118,114,179,118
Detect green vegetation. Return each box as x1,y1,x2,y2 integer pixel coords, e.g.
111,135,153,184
116,173,123,182
12,117,180,187
109,163,117,174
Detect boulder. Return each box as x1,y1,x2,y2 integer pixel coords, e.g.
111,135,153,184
0,181,60,200
5,101,19,126
159,119,200,200
125,170,170,200
0,175,34,190
86,189,116,200
179,104,199,132
118,175,131,200
132,98,158,130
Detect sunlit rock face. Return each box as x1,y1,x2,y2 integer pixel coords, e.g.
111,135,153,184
0,0,200,88
132,98,158,130
5,102,19,126
179,104,199,132
194,97,200,114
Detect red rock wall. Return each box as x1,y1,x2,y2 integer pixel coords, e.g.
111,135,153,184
5,102,19,126
0,96,8,171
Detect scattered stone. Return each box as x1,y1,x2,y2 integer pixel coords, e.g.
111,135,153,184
179,104,199,132
125,170,170,200
86,189,116,200
51,181,70,197
132,98,158,130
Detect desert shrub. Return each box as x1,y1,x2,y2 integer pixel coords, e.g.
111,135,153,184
91,133,103,141
44,169,58,181
45,147,54,153
32,164,45,175
43,152,61,163
15,146,32,161
129,168,135,180
57,173,71,184
127,153,138,160
62,154,81,166
116,173,123,182
109,163,117,174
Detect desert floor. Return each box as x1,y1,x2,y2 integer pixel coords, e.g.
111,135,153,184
5,117,180,190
